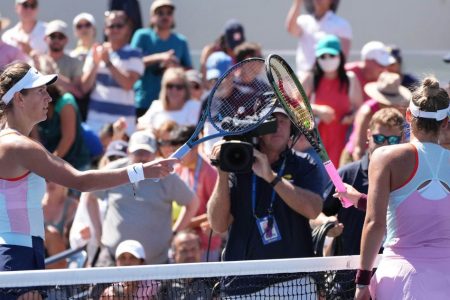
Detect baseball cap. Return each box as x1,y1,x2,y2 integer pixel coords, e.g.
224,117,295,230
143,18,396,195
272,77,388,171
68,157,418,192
272,104,288,117
150,0,175,15
315,35,341,57
206,51,232,81
1,67,57,105
361,41,395,67
104,140,128,159
45,20,68,37
73,12,96,27
224,19,245,51
115,240,146,260
128,131,157,154
16,0,37,4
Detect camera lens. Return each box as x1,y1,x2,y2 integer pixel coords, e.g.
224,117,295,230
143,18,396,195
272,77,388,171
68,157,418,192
219,141,254,173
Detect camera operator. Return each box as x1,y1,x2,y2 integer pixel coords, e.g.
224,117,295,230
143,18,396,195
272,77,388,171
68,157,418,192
207,106,324,295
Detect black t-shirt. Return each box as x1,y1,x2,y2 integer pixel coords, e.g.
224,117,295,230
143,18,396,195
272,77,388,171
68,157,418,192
224,149,324,262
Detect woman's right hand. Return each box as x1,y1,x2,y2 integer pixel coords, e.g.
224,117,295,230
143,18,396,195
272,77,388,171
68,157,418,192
143,158,178,179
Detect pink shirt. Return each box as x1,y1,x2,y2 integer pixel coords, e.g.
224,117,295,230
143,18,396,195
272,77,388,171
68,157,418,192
0,41,27,68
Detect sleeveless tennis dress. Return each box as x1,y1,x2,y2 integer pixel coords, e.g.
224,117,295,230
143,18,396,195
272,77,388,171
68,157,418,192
370,142,450,299
0,129,46,272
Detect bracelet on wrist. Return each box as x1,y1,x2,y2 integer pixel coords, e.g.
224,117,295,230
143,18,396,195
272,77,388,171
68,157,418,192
356,284,369,289
269,175,282,188
357,193,368,211
355,269,373,285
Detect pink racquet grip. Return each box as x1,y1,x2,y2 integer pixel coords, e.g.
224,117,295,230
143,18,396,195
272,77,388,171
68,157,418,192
323,161,353,208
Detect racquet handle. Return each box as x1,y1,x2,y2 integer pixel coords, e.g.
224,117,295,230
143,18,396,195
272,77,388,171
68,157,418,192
323,161,353,208
152,144,191,182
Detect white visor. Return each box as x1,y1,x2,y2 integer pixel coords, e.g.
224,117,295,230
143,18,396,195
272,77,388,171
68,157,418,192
409,101,449,121
1,67,58,105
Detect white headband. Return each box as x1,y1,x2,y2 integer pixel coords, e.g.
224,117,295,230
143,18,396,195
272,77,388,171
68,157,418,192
1,67,57,105
409,101,449,121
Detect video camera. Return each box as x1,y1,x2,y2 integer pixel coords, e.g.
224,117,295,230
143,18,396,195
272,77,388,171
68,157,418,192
213,116,278,173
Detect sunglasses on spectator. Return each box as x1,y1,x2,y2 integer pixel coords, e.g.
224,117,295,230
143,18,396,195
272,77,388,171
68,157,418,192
158,139,179,147
76,22,92,30
318,54,337,60
372,134,401,145
155,9,173,17
49,33,66,40
189,82,201,90
21,2,38,9
107,23,125,30
167,83,185,90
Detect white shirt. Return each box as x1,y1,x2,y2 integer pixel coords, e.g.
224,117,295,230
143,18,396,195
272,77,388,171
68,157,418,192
138,99,201,130
296,11,352,73
2,20,47,55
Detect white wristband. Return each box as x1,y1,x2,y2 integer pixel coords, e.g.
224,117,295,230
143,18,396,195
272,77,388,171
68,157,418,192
127,163,145,183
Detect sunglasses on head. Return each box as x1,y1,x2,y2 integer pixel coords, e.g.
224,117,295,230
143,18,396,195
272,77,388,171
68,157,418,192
167,83,185,91
49,33,66,40
107,23,125,30
372,134,401,145
76,22,92,30
21,2,37,9
318,54,337,60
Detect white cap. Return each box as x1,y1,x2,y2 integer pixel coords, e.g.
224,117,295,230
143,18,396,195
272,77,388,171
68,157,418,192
128,130,157,154
361,41,395,67
115,240,146,260
45,20,68,36
73,12,96,27
1,67,57,105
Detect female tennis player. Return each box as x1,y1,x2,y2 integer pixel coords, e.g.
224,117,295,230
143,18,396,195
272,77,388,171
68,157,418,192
0,62,176,273
348,76,450,299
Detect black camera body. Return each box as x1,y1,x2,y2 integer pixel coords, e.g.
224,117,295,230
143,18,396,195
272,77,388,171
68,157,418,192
216,116,278,173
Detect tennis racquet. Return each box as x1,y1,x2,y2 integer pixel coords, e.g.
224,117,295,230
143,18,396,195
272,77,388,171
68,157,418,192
170,57,276,160
265,54,352,208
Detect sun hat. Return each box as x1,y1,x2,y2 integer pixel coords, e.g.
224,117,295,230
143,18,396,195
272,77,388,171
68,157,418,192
364,72,411,106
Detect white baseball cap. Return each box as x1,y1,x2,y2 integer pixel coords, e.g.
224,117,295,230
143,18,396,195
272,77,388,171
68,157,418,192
1,67,57,105
361,41,395,67
73,12,96,27
45,20,68,36
115,240,146,260
128,130,157,154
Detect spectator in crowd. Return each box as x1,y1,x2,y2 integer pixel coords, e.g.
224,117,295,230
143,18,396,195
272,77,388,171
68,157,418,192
100,240,159,299
0,14,27,68
285,0,352,74
84,130,199,266
42,180,79,269
131,0,192,118
98,139,128,169
0,61,176,277
171,126,221,261
137,67,201,131
70,13,97,64
2,0,47,57
346,41,395,101
34,20,84,99
301,35,363,166
340,71,411,165
185,69,204,101
98,117,128,152
208,106,323,296
386,45,419,91
158,230,213,299
344,77,449,299
37,85,91,171
154,119,180,159
81,10,144,135
108,0,143,37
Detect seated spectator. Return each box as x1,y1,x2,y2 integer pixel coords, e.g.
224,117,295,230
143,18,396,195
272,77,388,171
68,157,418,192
340,72,411,165
100,240,159,299
137,67,201,130
386,45,419,91
98,139,128,169
0,14,27,68
98,117,128,152
185,69,204,101
345,41,395,100
2,0,47,56
81,10,144,135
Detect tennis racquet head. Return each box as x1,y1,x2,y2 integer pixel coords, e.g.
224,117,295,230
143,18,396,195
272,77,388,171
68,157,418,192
170,57,276,160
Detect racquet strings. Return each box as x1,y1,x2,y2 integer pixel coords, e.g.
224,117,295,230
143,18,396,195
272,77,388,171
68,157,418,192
269,58,315,132
208,58,275,134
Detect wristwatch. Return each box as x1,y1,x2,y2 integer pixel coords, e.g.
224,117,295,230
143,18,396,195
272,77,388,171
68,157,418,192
269,175,282,188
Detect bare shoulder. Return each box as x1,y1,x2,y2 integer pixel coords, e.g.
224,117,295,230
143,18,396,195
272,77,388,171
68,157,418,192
371,143,415,166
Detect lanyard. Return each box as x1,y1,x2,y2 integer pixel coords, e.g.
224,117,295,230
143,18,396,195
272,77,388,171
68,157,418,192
251,157,286,219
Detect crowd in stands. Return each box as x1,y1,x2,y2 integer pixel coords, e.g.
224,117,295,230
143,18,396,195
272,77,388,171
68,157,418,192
0,0,449,298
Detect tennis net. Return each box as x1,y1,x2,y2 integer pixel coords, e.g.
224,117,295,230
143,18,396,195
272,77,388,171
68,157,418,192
0,254,380,299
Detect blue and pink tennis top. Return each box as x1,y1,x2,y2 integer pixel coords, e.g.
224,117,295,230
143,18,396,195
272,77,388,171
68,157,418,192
384,141,450,255
0,130,46,247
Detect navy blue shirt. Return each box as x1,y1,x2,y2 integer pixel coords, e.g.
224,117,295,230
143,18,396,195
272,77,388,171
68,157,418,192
323,154,369,255
224,149,324,261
